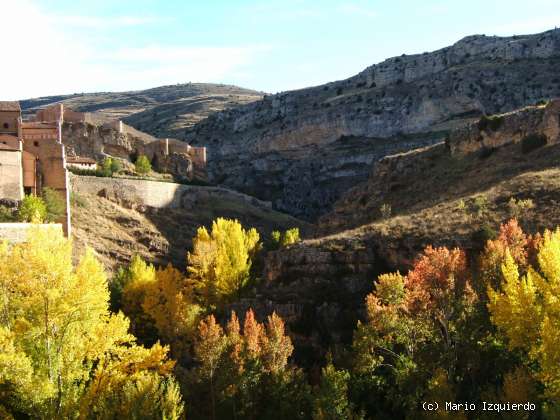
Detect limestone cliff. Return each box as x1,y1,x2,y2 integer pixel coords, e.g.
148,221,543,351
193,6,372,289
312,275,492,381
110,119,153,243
188,29,560,220
247,98,560,357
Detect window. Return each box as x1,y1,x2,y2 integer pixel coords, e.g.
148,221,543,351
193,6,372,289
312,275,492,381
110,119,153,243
34,141,39,147
2,123,8,129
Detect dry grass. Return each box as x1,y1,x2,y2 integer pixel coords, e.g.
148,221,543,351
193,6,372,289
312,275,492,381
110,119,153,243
71,190,312,274
310,140,560,268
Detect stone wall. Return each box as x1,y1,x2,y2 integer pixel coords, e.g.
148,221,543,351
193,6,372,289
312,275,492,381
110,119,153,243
61,122,206,180
447,99,560,155
0,223,63,243
34,104,98,125
69,174,272,210
0,150,23,200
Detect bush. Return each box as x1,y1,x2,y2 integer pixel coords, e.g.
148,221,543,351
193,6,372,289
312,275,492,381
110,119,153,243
18,195,47,223
100,157,122,177
43,187,66,222
282,228,301,247
135,155,152,175
70,192,88,208
379,203,392,219
477,115,504,132
521,133,547,154
0,205,16,222
508,197,535,219
471,223,497,248
67,166,100,176
270,228,301,250
473,195,489,218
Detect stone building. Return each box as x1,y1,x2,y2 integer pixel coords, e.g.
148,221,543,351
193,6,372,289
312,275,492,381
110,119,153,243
66,156,97,171
0,101,71,236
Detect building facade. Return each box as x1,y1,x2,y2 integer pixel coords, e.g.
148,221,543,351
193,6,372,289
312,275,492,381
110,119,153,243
0,101,71,236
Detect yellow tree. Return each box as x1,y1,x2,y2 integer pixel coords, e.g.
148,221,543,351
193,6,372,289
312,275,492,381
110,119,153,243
142,264,202,360
121,255,158,343
0,228,184,419
488,227,560,402
187,218,260,306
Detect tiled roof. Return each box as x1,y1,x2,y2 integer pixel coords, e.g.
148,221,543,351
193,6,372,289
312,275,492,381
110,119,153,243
0,101,21,112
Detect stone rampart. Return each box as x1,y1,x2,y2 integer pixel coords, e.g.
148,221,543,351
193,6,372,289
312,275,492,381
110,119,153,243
69,174,272,209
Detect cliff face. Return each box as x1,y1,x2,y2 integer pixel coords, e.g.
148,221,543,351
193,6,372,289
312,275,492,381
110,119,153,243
188,29,560,220
226,239,380,363
323,98,560,233
251,98,560,356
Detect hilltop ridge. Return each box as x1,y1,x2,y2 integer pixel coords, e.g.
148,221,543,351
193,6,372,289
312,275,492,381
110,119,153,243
186,28,560,220
20,83,264,139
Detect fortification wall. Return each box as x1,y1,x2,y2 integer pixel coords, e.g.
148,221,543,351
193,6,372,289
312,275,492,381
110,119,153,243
0,223,63,243
0,150,23,201
69,175,272,209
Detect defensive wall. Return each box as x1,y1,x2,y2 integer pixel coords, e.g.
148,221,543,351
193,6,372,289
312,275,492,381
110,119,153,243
69,174,272,210
35,105,207,171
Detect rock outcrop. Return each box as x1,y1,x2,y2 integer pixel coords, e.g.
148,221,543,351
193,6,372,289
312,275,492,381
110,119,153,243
188,29,560,220
225,239,379,363
250,97,560,357
61,122,197,181
447,99,560,155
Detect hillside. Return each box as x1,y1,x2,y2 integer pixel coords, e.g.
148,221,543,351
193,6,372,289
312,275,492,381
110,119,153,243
20,83,264,138
70,176,311,273
245,99,560,355
185,29,560,220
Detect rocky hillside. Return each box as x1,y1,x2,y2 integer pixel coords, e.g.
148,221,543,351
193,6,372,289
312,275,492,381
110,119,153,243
231,98,560,360
70,178,311,273
20,83,263,138
187,29,560,220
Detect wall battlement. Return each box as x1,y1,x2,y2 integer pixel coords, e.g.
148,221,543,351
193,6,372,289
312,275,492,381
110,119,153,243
34,104,207,176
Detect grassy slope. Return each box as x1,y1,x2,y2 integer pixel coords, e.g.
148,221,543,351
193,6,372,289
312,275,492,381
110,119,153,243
313,139,560,268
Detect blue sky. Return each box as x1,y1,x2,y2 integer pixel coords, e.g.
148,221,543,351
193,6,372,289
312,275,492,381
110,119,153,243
3,0,559,99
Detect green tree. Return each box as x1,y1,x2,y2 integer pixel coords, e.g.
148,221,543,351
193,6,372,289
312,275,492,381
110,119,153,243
18,195,47,223
100,157,122,177
42,187,66,223
187,218,260,306
313,359,360,420
135,155,152,175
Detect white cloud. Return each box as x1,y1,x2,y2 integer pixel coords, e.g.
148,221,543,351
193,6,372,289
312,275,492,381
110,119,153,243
0,1,266,100
46,15,166,28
